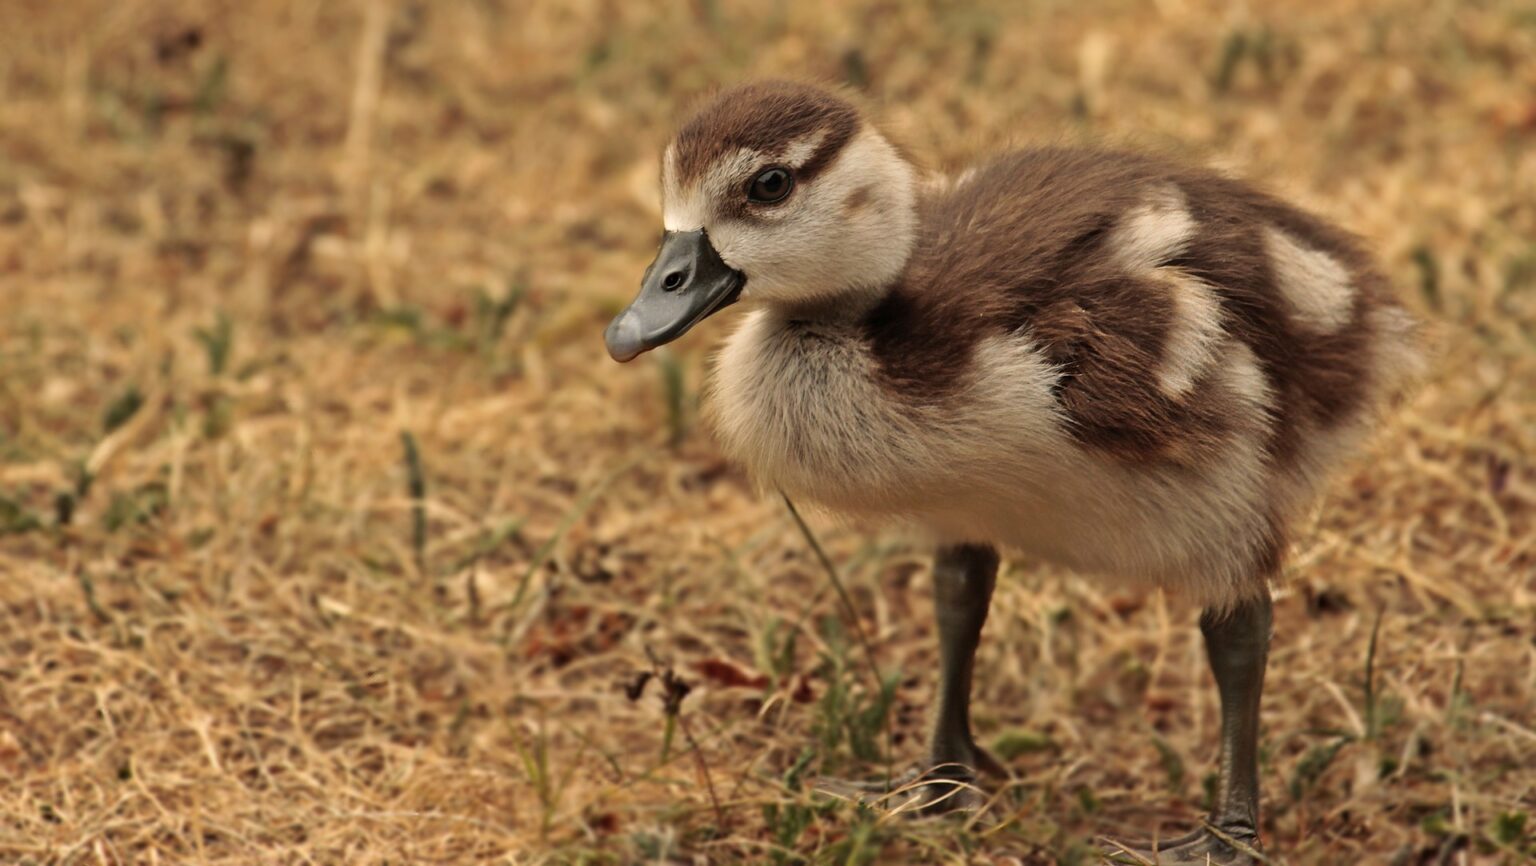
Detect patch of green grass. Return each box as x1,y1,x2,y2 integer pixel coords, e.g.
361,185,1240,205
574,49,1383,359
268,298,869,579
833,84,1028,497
193,311,233,376
1075,784,1101,815
756,616,801,690
1489,810,1530,850
449,517,525,573
1289,736,1350,801
1212,24,1293,94
193,55,229,116
0,493,43,535
1504,246,1536,291
816,811,891,866
202,394,233,439
1412,244,1441,312
991,727,1056,760
811,646,899,769
103,479,168,532
1150,734,1185,794
655,349,688,448
74,570,114,625
368,306,474,351
473,284,523,357
102,386,144,434
400,430,427,575
762,797,819,864
53,464,93,528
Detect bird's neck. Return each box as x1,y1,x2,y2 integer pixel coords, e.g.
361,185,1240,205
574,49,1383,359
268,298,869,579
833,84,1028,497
765,283,894,326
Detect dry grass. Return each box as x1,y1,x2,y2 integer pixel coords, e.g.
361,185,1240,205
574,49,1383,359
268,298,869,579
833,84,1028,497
1,0,1533,863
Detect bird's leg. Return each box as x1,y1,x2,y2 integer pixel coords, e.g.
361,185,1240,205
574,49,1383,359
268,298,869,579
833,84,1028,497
928,542,1005,780
1103,591,1272,865
816,543,1003,814
1201,593,1271,845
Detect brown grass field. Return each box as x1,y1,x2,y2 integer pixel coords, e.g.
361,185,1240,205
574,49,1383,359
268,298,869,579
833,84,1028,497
1,0,1534,863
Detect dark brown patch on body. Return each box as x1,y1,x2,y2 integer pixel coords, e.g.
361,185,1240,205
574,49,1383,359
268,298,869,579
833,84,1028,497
863,146,1399,469
867,149,1226,463
672,81,859,187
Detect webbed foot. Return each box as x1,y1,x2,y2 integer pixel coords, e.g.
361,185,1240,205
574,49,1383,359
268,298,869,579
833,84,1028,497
1100,824,1264,865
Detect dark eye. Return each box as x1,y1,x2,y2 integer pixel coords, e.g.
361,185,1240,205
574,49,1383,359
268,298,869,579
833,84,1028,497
748,167,794,203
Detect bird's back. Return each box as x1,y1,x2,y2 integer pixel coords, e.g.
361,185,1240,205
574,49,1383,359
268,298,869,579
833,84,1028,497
866,146,1423,472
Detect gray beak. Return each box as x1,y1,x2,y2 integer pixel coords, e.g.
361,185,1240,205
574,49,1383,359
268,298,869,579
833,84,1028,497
604,229,745,363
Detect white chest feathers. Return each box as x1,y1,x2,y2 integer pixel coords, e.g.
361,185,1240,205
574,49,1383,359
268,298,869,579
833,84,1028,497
706,309,1066,515
706,310,935,512
704,309,1285,603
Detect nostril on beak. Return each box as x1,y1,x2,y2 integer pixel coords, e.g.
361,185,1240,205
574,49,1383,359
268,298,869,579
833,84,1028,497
662,269,688,291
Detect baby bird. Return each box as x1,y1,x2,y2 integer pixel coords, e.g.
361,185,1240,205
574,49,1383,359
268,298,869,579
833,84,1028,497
604,80,1421,864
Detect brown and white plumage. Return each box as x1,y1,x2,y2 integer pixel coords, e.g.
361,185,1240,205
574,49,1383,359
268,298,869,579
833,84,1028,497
671,83,1423,607
606,79,1423,861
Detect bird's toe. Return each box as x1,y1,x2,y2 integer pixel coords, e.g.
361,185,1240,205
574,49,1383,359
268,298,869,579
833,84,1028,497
1099,825,1263,865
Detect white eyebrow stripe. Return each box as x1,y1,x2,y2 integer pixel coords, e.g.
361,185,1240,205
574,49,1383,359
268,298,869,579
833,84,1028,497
662,193,705,231
779,128,829,168
658,125,839,233
662,146,759,231
661,144,700,231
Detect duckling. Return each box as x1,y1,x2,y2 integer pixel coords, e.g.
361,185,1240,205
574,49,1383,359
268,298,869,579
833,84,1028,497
604,80,1422,864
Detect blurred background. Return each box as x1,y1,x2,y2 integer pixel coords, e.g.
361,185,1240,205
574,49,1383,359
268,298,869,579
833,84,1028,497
1,0,1532,863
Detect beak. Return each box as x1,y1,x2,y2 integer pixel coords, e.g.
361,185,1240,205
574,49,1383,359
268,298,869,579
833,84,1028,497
604,229,745,363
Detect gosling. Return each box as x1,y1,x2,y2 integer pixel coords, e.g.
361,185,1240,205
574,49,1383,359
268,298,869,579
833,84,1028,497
604,80,1422,865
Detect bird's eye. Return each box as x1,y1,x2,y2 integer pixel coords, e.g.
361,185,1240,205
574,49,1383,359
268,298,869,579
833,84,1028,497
748,167,794,204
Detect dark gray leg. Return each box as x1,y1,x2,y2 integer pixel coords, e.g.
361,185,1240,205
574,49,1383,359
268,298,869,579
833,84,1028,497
814,544,1003,813
1104,592,1272,864
1201,592,1272,844
928,543,1003,777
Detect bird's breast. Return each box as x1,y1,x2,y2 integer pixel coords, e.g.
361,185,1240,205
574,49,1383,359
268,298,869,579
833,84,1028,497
706,311,940,512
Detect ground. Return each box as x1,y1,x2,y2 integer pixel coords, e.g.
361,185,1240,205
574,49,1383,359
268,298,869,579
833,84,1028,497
1,0,1533,863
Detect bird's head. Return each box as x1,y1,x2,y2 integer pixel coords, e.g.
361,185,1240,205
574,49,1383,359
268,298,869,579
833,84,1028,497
605,80,919,362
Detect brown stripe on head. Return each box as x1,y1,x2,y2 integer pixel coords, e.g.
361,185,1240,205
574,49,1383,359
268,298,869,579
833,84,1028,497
671,81,861,188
